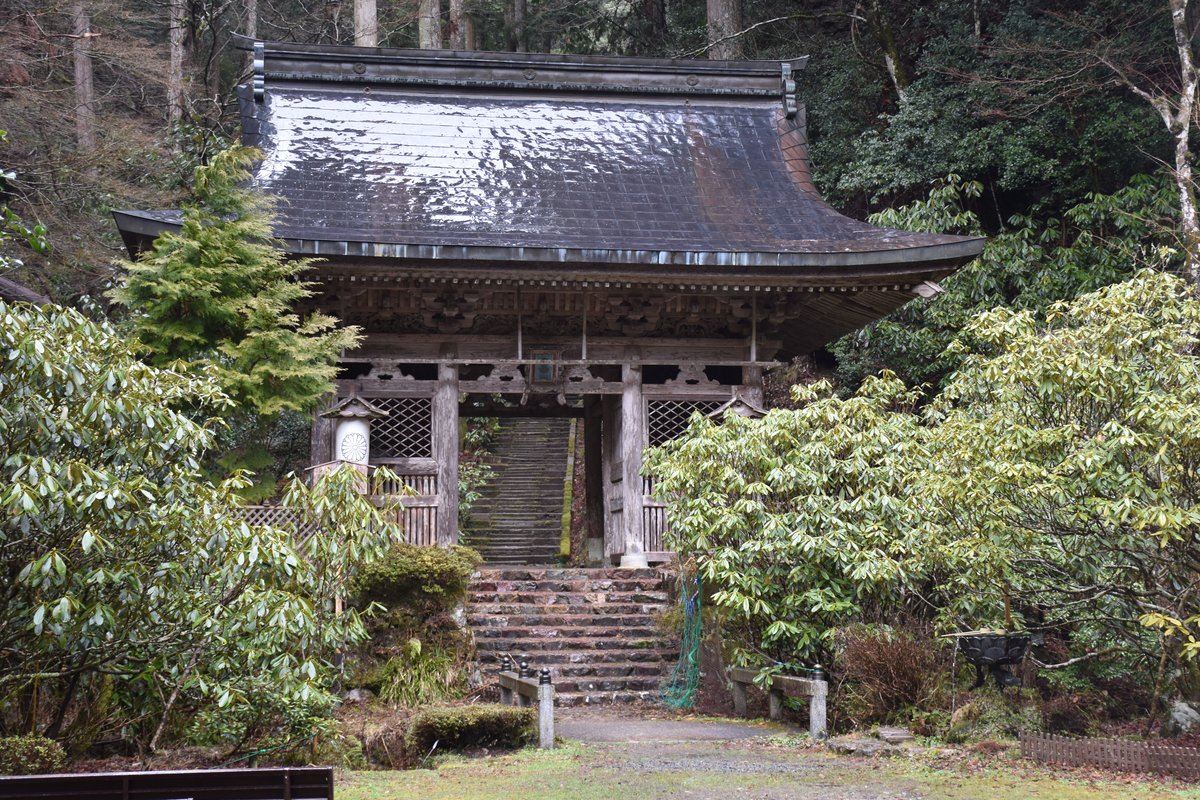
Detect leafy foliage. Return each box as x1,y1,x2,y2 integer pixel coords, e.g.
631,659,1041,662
0,300,399,752
353,542,481,608
645,376,930,666
0,735,66,775
922,270,1200,675
831,173,1180,391
655,270,1200,702
371,639,465,707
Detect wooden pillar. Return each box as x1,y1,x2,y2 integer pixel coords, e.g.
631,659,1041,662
743,365,764,407
434,362,459,545
600,394,619,561
310,394,334,468
583,396,604,565
619,362,647,568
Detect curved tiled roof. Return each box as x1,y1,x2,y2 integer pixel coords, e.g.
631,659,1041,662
116,40,983,279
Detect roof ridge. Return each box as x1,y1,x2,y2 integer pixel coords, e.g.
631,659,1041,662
233,34,806,99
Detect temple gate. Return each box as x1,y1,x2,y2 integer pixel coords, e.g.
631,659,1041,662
116,38,984,567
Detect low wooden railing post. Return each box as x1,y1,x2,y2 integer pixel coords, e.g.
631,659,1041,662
538,668,555,749
499,655,513,704
809,664,827,741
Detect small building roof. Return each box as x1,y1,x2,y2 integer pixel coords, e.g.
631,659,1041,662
115,38,982,282
320,394,390,419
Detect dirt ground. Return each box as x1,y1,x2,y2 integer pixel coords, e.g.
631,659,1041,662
338,710,1200,800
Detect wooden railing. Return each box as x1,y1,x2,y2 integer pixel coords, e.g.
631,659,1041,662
642,475,668,553
373,459,439,546
244,459,440,546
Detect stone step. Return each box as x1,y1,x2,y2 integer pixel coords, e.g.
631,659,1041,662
471,550,564,561
472,623,667,640
475,567,664,580
470,592,669,607
472,578,668,593
470,613,665,628
472,652,676,671
548,676,664,694
555,690,661,707
472,602,661,616
475,637,676,655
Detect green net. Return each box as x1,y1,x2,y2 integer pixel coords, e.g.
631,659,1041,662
660,575,702,709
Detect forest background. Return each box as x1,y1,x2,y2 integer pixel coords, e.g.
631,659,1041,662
2,0,1196,391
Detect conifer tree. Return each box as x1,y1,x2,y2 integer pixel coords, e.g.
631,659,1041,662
111,146,360,489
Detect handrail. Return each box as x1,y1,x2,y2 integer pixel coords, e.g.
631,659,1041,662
498,657,555,749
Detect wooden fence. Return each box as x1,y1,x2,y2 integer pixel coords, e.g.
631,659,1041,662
1020,731,1200,780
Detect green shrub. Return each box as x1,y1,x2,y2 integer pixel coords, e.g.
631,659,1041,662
405,705,535,756
0,735,67,775
353,542,481,608
370,638,466,707
189,680,338,756
945,688,1041,743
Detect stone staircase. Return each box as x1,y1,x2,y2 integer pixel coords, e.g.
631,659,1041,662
461,417,571,566
470,567,679,706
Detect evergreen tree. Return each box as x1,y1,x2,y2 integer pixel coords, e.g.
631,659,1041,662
111,146,360,491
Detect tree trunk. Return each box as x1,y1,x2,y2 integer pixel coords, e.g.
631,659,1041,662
448,0,467,49
867,0,910,103
71,0,97,169
1169,0,1200,283
505,0,526,52
167,0,187,129
354,0,378,46
463,14,477,49
419,0,443,49
706,0,742,59
1175,123,1200,284
642,0,666,52
245,0,258,39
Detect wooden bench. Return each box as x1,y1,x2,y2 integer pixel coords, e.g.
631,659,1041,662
729,666,828,740
498,658,555,749
0,766,333,800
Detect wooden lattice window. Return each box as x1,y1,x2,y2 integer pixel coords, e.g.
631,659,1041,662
363,397,433,458
647,400,725,447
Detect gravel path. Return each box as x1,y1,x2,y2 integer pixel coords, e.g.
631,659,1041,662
557,707,787,743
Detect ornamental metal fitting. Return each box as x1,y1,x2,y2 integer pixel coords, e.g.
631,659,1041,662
812,663,826,681
500,655,512,672
519,659,530,678
253,42,266,103
539,668,552,686
780,62,797,119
